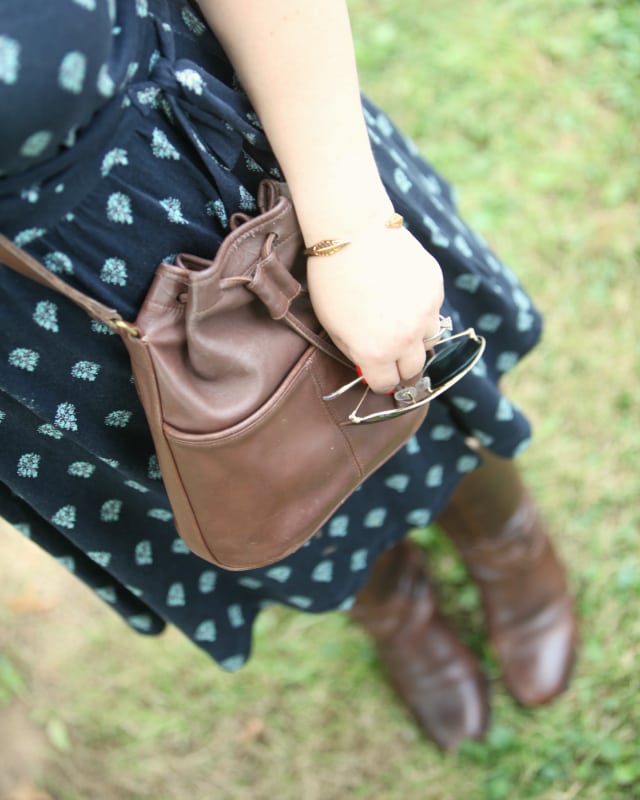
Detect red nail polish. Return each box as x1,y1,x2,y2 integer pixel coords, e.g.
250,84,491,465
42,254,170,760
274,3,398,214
355,365,368,385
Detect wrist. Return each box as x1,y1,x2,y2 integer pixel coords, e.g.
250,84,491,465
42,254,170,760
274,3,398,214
303,211,404,257
279,132,393,244
292,177,396,248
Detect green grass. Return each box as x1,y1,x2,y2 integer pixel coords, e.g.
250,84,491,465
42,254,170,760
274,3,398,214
1,1,639,798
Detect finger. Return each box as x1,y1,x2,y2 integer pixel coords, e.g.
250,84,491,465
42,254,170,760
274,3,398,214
357,363,400,395
396,344,428,384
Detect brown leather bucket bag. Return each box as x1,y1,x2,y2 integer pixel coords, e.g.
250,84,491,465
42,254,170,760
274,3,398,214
0,180,427,570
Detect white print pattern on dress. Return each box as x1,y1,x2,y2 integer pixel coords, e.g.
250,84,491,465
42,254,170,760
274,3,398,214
425,464,444,488
101,148,128,176
198,571,217,593
55,402,78,431
175,68,204,95
136,86,161,107
125,480,149,493
58,51,87,94
90,320,116,335
87,550,112,567
38,424,63,439
52,505,77,529
71,361,101,381
328,515,349,537
96,586,117,603
20,131,52,158
128,614,153,631
68,462,96,478
350,550,368,571
135,540,153,565
147,455,162,479
45,251,74,274
206,198,227,228
15,228,46,246
20,184,40,203
147,508,173,522
0,35,20,84
33,301,59,332
97,64,115,97
17,453,40,478
227,604,244,627
56,555,76,571
100,257,128,286
363,508,387,528
167,582,186,606
9,348,39,372
100,499,122,522
181,6,207,35
151,128,180,160
194,620,217,642
238,185,256,211
311,560,333,582
457,454,481,473
406,508,431,527
106,192,134,224
105,410,132,428
265,566,292,583
384,474,410,493
160,197,188,224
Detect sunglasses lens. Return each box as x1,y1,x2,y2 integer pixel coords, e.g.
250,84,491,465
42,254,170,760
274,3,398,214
427,337,482,388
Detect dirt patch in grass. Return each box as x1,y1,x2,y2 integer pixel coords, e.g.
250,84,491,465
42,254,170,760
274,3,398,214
0,520,108,798
0,701,51,799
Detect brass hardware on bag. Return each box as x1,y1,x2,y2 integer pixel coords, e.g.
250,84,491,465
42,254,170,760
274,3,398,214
111,319,141,337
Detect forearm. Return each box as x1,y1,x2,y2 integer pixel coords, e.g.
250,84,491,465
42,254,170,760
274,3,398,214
196,0,392,243
196,1,444,394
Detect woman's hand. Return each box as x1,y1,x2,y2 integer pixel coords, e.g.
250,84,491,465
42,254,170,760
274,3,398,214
307,224,444,394
198,0,444,389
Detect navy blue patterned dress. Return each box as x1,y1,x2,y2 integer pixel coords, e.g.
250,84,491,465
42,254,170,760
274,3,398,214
0,0,542,670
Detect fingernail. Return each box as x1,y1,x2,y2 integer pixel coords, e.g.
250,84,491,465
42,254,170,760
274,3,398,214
355,365,368,385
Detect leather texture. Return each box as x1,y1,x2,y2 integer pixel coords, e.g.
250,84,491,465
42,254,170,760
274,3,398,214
436,448,578,706
351,539,490,750
0,180,427,570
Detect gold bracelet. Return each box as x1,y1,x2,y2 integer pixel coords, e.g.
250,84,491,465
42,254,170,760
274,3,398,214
303,212,404,257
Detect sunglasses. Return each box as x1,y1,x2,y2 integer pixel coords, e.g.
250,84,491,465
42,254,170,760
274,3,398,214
323,328,486,425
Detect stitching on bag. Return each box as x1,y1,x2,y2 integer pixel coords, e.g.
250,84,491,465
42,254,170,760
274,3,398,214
226,204,292,258
162,346,316,443
161,348,358,484
127,339,221,564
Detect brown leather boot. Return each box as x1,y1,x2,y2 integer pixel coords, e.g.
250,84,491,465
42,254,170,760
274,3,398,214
436,448,578,706
351,538,490,750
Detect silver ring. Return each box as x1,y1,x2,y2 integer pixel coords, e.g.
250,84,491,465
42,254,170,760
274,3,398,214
423,315,453,344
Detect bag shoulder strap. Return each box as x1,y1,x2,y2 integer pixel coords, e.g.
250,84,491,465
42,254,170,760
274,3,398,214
0,233,132,333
